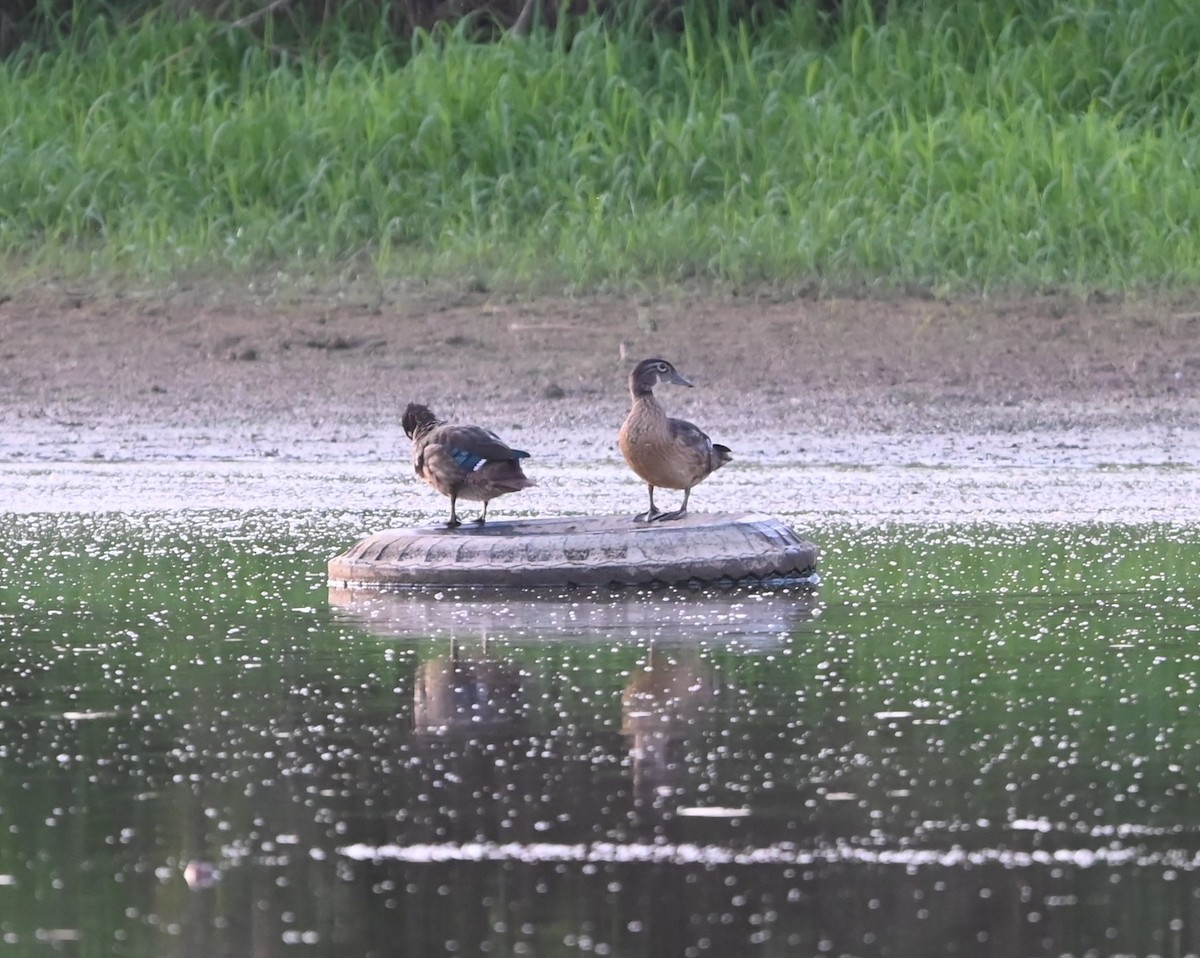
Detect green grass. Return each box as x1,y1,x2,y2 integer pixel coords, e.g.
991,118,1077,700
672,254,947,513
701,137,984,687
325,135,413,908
3,0,1200,292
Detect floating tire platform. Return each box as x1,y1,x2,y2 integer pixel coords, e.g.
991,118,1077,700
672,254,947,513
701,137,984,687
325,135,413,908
327,512,817,589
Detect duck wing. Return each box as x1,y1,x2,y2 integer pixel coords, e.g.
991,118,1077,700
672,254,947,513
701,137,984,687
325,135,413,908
667,417,732,474
667,417,707,442
432,424,530,471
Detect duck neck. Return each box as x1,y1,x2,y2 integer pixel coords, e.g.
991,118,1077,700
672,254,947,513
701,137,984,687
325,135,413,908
630,381,658,402
628,391,667,428
411,418,442,441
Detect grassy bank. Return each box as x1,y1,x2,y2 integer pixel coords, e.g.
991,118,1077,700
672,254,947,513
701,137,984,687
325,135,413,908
2,0,1199,292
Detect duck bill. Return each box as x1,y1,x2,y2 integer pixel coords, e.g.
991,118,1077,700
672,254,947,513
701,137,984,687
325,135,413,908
669,371,694,388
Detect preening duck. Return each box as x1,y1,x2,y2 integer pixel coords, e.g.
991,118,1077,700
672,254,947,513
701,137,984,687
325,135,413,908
402,402,535,528
617,358,732,522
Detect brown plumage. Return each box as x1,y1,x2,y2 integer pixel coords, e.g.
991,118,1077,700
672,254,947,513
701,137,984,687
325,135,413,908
402,402,535,528
618,358,732,522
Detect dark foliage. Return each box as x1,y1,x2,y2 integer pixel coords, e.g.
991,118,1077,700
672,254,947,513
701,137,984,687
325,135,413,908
2,0,853,55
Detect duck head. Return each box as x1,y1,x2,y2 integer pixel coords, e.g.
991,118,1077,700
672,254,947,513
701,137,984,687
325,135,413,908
629,358,693,397
402,402,439,439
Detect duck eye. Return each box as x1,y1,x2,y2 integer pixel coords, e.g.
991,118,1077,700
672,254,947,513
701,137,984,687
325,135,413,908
655,362,669,372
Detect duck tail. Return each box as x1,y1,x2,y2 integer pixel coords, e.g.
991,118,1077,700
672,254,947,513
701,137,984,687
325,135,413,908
497,475,537,492
482,458,537,491
712,443,733,468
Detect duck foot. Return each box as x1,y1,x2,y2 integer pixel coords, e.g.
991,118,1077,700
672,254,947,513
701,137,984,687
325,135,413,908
651,509,688,522
633,508,663,523
446,517,462,529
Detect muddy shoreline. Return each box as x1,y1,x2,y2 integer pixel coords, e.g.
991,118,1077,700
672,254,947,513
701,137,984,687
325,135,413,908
1,281,1197,515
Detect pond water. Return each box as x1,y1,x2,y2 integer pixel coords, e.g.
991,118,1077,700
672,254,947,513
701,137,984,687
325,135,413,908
2,504,1199,957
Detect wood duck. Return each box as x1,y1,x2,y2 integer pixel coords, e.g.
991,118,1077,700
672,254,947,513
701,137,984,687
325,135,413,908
618,358,732,522
402,402,535,528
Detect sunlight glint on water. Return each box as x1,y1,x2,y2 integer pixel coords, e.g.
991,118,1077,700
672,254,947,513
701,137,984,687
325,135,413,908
0,512,1198,956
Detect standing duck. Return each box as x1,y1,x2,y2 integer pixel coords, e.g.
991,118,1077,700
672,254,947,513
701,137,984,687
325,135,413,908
402,402,535,528
618,358,732,522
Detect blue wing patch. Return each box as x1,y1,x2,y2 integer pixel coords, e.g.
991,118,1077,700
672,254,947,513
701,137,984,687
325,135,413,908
450,448,485,471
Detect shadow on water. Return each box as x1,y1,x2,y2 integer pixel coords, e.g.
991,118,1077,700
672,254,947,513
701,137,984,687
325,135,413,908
1,512,1200,956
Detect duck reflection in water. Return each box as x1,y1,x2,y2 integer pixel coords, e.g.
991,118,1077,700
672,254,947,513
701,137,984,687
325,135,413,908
412,639,527,737
622,646,722,804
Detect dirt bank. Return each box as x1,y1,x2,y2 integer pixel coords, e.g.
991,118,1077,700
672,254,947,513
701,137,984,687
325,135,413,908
1,280,1198,465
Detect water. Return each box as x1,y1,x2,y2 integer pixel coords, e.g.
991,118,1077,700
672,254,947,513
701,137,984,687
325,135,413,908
2,507,1199,957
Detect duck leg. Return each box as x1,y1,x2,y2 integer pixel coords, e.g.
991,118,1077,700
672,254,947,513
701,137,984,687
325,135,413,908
634,485,663,523
474,500,490,525
447,492,462,528
654,487,691,522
